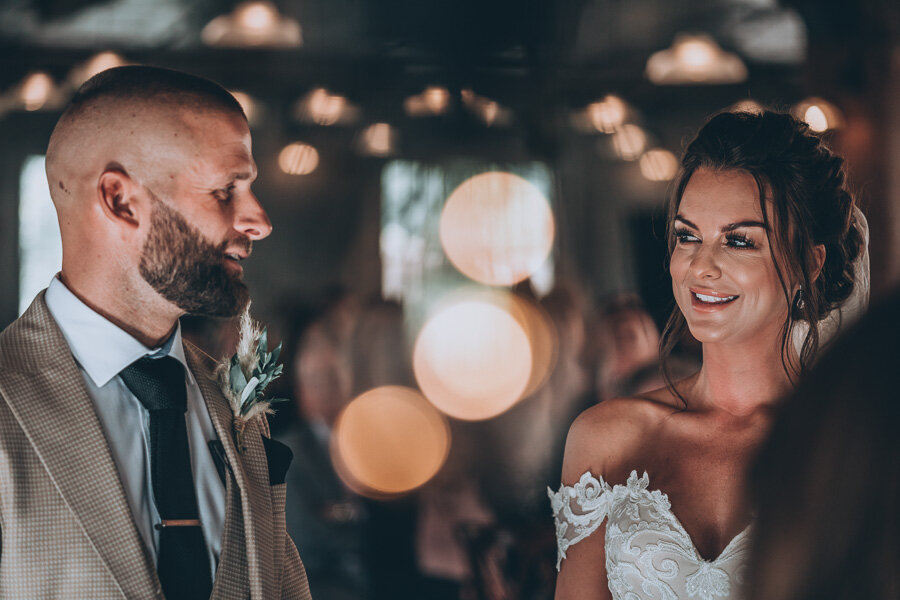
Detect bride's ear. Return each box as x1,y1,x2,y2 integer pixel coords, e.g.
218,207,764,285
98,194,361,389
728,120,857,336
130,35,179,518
811,244,826,282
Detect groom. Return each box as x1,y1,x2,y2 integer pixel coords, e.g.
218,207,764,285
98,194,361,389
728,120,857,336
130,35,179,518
0,66,311,599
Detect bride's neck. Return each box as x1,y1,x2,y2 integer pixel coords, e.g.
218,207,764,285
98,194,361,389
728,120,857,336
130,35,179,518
688,340,794,416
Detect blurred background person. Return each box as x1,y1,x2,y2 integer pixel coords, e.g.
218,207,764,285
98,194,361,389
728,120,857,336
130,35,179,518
746,287,900,600
276,300,366,600
593,293,699,401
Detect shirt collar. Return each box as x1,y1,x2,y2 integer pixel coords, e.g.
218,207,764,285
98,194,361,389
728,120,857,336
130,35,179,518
45,276,194,387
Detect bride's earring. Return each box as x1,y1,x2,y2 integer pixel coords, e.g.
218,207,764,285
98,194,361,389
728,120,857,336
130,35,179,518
793,287,805,311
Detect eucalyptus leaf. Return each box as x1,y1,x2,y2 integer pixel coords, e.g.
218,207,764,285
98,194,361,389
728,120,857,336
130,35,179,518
240,376,259,406
229,362,248,392
270,343,282,367
258,328,268,356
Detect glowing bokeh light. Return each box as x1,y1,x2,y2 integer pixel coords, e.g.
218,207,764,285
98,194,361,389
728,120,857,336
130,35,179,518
792,97,843,133
201,0,302,47
646,34,747,85
307,88,347,125
804,106,828,132
413,298,533,420
360,123,396,156
20,72,54,111
279,142,319,175
461,89,511,126
404,86,451,117
331,386,450,497
588,95,627,133
508,294,558,397
229,90,259,125
730,99,764,114
423,86,451,114
639,149,679,181
236,0,278,30
70,51,127,86
612,124,647,160
439,172,555,287
678,37,716,69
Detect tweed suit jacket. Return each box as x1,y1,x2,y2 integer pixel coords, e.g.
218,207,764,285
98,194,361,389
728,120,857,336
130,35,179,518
0,292,312,600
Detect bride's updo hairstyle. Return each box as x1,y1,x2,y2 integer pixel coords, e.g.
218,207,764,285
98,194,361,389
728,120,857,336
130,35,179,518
662,110,862,385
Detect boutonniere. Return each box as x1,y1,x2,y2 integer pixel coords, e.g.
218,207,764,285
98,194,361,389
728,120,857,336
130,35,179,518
216,307,288,452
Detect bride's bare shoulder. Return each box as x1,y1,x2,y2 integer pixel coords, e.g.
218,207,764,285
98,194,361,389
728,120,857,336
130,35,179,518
560,387,683,484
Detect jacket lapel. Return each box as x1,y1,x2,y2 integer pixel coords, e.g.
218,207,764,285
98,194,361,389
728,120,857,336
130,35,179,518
0,294,159,598
185,343,278,600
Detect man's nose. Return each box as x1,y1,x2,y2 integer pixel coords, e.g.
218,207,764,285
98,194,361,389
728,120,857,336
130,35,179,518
234,191,273,241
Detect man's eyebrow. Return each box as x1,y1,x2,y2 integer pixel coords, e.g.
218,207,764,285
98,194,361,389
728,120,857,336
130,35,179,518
229,171,254,181
675,214,768,232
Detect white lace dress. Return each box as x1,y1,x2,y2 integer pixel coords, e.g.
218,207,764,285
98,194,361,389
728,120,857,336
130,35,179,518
548,471,750,600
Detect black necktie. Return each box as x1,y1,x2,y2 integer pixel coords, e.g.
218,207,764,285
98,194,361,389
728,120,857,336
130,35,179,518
120,356,213,600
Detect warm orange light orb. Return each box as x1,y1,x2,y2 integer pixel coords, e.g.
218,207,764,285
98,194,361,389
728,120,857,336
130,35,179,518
331,386,450,497
588,95,627,133
279,142,319,175
612,124,647,160
639,149,679,181
508,294,558,397
423,86,451,114
229,90,259,124
307,88,347,126
792,97,843,133
20,72,54,111
413,299,533,420
361,123,396,156
439,172,555,287
70,52,127,86
235,1,279,31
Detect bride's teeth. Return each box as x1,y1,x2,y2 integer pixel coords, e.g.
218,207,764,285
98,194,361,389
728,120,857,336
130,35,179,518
694,292,736,303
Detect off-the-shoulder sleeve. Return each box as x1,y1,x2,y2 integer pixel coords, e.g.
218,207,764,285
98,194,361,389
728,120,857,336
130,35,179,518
547,471,612,571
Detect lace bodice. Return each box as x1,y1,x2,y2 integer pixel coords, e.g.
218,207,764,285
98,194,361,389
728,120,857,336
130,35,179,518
548,471,750,600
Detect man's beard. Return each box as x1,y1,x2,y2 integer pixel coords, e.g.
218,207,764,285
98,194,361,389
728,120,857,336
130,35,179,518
139,196,250,318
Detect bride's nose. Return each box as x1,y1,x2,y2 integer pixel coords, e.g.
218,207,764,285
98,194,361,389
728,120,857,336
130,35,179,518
690,243,722,280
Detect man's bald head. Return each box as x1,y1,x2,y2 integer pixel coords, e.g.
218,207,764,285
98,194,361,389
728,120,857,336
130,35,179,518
46,65,246,210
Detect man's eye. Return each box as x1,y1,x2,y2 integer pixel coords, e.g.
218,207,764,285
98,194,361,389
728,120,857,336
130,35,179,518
213,186,235,202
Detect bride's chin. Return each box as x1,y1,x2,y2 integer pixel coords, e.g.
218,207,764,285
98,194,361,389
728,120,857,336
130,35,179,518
684,322,730,344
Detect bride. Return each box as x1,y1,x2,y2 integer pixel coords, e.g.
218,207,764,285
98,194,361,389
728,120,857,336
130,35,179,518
549,110,868,600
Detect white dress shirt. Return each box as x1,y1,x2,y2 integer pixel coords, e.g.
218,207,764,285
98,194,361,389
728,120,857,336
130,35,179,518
44,276,225,578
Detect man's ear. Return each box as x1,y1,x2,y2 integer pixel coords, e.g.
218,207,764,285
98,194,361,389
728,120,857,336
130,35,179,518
97,165,142,227
811,244,826,282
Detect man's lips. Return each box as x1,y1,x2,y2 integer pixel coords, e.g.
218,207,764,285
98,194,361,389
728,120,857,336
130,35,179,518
223,252,246,275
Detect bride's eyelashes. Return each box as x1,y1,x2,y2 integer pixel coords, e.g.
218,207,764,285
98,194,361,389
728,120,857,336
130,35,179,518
674,227,699,244
725,232,757,249
674,227,758,250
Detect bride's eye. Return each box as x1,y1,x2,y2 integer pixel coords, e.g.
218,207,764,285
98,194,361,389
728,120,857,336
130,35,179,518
674,228,699,244
726,233,756,249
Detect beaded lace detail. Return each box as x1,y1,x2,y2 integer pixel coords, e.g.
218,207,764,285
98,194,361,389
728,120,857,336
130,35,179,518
548,471,750,600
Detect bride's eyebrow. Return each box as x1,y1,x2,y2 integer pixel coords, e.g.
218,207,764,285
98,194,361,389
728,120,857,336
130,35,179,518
722,220,768,232
674,214,697,229
674,215,768,232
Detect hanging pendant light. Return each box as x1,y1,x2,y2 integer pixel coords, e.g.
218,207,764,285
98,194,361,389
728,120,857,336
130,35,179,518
202,1,302,48
646,34,747,85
